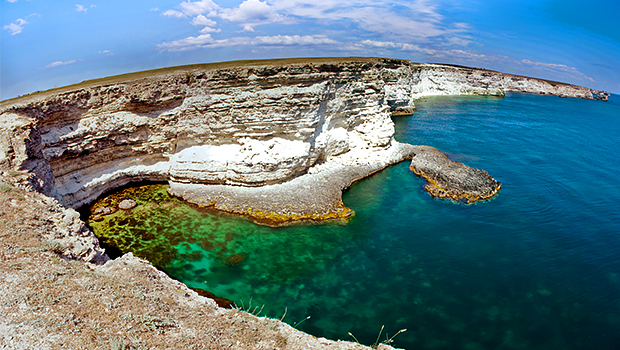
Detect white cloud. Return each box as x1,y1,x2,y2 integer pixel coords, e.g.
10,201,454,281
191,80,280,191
191,15,221,33
157,34,337,52
150,7,160,12
159,0,470,58
219,0,284,25
98,50,113,55
200,26,221,33
3,18,27,35
156,34,215,51
521,59,595,82
448,49,486,59
7,0,19,2
357,40,437,55
163,9,186,18
178,0,219,17
45,59,80,68
267,0,463,40
191,14,217,27
76,4,95,12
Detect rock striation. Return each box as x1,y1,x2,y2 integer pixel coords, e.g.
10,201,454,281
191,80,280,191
0,57,608,224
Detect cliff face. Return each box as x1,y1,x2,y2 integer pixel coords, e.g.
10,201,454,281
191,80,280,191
409,64,609,99
0,58,605,219
0,57,604,348
0,59,415,213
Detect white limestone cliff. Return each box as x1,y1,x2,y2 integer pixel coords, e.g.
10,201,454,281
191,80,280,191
0,58,608,224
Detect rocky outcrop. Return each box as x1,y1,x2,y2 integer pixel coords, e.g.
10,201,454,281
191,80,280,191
0,57,607,225
409,146,502,203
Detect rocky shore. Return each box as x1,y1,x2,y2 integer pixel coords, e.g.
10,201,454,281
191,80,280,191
0,57,608,348
0,57,605,224
0,174,392,349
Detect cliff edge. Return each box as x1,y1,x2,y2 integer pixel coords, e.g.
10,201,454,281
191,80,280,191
0,57,608,349
1,57,603,225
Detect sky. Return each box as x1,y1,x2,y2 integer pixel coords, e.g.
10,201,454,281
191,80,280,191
2,0,619,100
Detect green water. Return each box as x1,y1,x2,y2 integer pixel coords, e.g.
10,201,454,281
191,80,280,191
89,93,620,349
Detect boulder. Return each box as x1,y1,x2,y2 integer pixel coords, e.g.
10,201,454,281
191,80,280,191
118,199,137,210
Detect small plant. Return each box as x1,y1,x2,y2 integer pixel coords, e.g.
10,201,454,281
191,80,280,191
235,297,265,317
121,313,175,333
293,316,311,328
7,170,27,176
185,72,196,85
41,240,65,254
106,337,148,350
348,326,407,349
108,338,127,350
0,182,15,193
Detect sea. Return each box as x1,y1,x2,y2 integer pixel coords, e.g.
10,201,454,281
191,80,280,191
89,92,620,350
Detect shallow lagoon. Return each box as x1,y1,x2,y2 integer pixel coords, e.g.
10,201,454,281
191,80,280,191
89,93,620,349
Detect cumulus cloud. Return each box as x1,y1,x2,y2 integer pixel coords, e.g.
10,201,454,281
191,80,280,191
159,0,470,57
190,14,221,33
157,34,337,52
45,59,80,68
3,18,27,35
162,0,459,38
219,0,285,26
191,14,217,27
172,0,220,17
163,10,185,18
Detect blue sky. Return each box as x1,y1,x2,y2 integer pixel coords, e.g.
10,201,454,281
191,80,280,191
2,0,619,100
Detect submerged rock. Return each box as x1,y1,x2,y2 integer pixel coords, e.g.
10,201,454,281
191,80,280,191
94,206,114,215
118,199,137,210
189,287,235,309
410,146,501,203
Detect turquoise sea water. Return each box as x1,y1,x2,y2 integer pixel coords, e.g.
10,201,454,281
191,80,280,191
90,93,620,350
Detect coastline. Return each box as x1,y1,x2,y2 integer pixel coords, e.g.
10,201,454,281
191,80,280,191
0,56,609,348
0,57,599,225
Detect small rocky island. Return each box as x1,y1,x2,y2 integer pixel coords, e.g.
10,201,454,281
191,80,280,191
0,57,608,348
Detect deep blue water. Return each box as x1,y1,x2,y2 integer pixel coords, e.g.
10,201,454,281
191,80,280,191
92,93,620,349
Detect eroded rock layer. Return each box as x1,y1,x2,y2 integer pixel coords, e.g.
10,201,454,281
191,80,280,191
0,58,606,222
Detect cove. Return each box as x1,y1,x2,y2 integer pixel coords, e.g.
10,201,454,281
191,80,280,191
88,93,620,350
